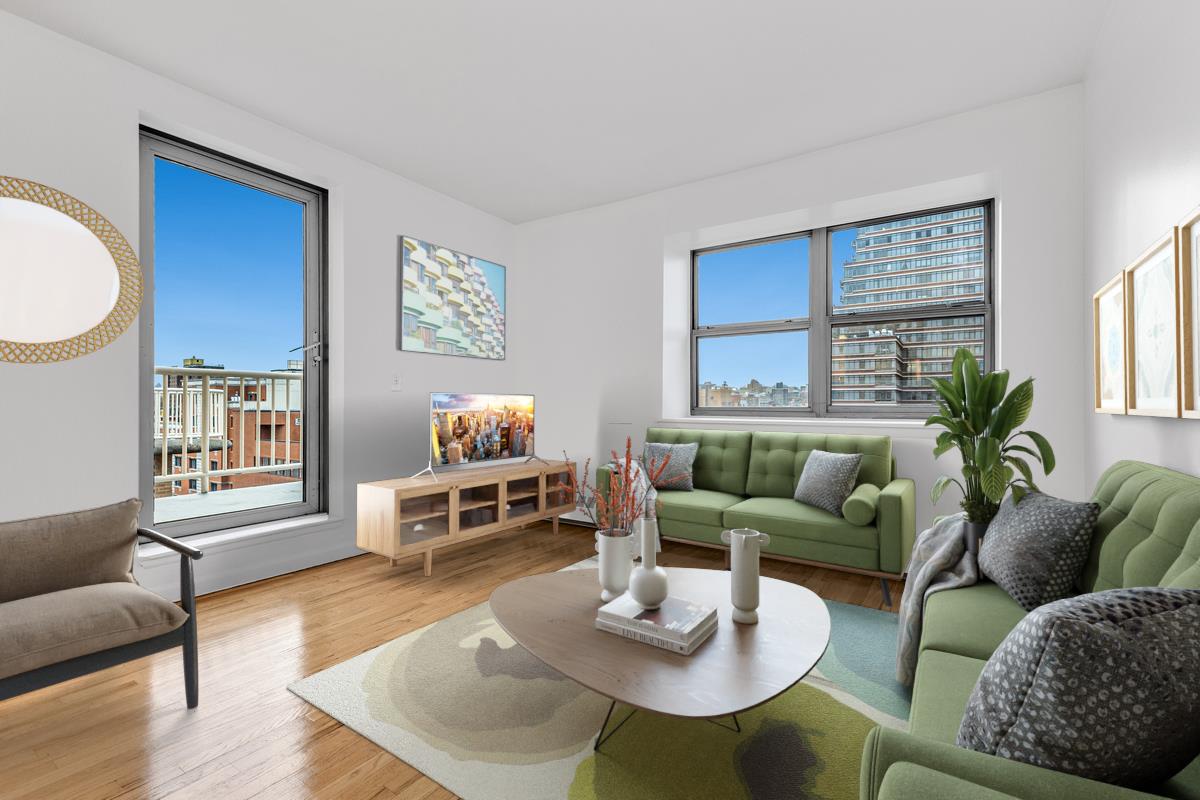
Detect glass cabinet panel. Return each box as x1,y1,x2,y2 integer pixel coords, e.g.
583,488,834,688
398,489,451,546
506,475,540,520
459,483,500,532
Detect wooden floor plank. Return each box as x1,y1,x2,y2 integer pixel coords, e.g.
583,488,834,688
0,522,898,800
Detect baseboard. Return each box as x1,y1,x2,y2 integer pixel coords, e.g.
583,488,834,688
135,519,362,601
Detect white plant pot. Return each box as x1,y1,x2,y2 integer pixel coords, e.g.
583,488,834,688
629,518,669,609
722,527,769,624
595,530,632,602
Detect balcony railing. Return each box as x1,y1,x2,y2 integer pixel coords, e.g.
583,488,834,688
153,366,303,497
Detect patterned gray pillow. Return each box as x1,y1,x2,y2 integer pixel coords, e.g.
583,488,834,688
643,442,698,491
793,450,862,517
958,588,1200,787
979,492,1100,611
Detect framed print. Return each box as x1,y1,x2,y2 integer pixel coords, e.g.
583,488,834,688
1093,273,1126,413
1124,232,1181,417
1178,205,1200,418
398,236,506,360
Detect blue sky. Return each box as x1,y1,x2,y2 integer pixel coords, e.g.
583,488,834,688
695,231,861,387
477,259,506,310
153,158,304,371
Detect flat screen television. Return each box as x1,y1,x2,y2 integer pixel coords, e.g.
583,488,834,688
430,393,535,466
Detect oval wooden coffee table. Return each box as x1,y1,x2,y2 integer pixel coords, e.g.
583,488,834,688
489,566,831,751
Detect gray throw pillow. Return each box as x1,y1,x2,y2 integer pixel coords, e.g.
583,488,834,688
643,442,699,491
979,492,1100,611
958,588,1200,787
793,450,862,517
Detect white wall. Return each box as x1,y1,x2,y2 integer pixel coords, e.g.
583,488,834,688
517,87,1087,531
1083,1,1200,486
0,12,517,596
0,9,1093,595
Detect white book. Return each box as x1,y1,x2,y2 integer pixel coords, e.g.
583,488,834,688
594,616,717,655
597,594,717,644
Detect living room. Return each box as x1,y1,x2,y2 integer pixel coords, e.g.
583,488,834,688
2,1,1199,798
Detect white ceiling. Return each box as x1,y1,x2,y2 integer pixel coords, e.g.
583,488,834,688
1,0,1108,223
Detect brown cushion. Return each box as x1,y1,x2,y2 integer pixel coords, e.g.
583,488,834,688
0,498,140,603
0,583,188,679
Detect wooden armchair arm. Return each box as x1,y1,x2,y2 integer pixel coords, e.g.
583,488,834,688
138,527,204,560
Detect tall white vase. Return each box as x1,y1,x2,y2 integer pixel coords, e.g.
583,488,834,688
628,517,669,609
595,530,632,602
721,527,770,624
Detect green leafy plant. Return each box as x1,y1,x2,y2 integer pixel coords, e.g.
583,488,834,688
926,348,1055,524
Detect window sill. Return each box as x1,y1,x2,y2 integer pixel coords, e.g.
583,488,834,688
659,416,936,438
137,512,334,565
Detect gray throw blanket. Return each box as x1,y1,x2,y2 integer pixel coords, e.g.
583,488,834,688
896,513,978,686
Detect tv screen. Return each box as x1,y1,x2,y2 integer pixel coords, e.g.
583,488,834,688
430,393,535,465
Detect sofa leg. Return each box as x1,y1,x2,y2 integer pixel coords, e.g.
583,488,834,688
879,577,892,607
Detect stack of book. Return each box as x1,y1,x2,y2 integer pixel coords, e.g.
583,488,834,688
595,594,717,655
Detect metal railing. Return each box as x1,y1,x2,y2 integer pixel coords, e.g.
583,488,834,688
153,366,303,495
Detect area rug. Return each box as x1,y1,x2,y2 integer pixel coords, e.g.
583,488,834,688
288,562,909,800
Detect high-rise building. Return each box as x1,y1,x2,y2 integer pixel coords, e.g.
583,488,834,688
831,206,987,405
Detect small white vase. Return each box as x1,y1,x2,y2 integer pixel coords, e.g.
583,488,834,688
595,530,632,602
721,527,770,624
629,518,669,609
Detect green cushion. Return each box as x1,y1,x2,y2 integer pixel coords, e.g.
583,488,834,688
861,727,1172,800
1084,461,1200,593
909,649,986,743
724,497,878,550
646,428,751,496
878,761,1021,800
657,517,725,547
919,582,1027,662
655,488,743,528
745,432,892,498
844,483,881,526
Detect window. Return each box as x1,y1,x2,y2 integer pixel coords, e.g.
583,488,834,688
692,201,991,416
140,129,327,535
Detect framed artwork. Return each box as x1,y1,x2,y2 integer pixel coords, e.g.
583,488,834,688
398,236,506,360
1124,232,1181,417
1178,205,1200,418
1093,273,1126,413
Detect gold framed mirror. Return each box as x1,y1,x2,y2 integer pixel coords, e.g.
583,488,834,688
0,176,142,363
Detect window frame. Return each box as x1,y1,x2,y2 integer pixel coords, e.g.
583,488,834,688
690,199,994,418
138,128,329,536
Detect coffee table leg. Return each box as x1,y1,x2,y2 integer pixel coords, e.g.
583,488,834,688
705,713,741,733
593,700,638,752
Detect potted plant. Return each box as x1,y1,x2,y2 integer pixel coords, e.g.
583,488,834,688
926,348,1056,554
565,437,675,600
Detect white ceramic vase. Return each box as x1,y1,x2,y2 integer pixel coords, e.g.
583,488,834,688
595,530,632,602
721,527,770,624
629,517,669,609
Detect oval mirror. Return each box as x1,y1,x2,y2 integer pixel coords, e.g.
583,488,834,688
0,177,142,363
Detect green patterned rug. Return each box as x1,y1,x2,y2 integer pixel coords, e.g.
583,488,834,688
289,568,909,800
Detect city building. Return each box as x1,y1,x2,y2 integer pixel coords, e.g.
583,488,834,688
831,207,987,405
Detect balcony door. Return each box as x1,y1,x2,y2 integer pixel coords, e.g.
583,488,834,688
139,129,326,535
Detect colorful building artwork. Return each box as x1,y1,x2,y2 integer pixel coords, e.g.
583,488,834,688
400,236,506,360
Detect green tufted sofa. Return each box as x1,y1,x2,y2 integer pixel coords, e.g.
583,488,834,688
596,428,916,595
861,461,1200,800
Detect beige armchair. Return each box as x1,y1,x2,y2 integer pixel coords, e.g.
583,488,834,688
0,499,203,707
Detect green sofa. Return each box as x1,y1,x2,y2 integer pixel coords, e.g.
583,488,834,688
597,428,916,594
861,461,1200,800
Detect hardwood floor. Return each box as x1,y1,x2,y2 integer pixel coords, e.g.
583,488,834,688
0,522,901,800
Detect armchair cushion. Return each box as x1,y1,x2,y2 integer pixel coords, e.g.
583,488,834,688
0,582,188,680
0,498,139,604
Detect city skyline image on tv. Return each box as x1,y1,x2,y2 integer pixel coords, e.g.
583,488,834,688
430,393,534,466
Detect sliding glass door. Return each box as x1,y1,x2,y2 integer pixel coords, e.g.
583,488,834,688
139,129,326,535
